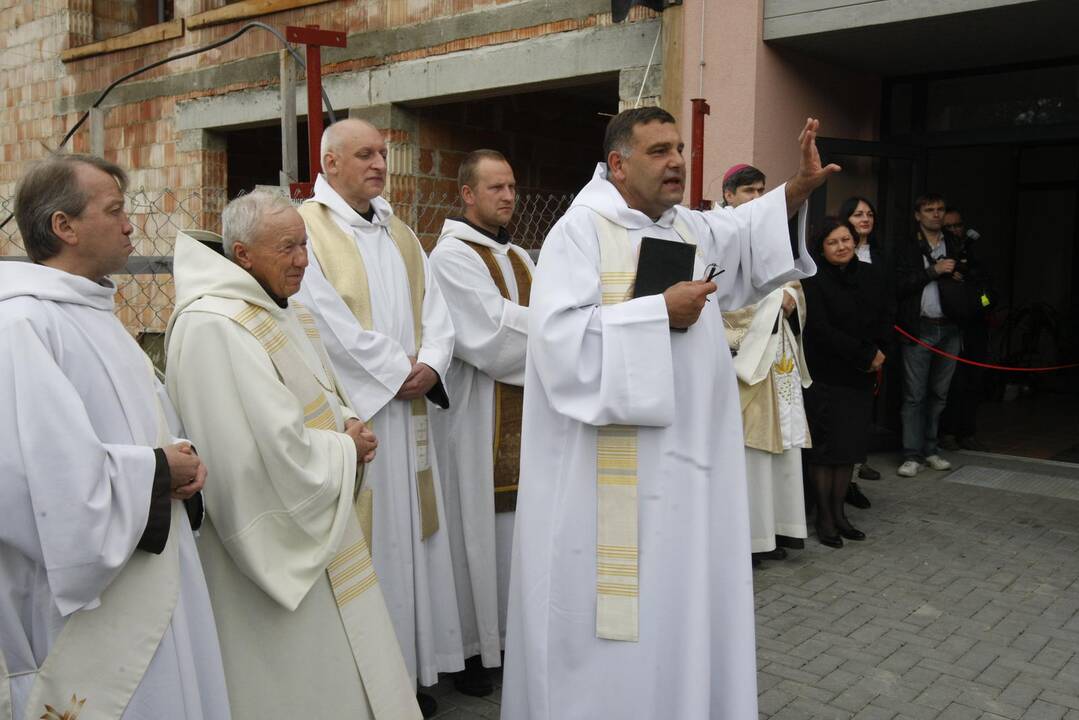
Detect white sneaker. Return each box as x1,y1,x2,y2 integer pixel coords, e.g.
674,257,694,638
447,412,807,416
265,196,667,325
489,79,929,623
925,454,952,471
897,460,922,477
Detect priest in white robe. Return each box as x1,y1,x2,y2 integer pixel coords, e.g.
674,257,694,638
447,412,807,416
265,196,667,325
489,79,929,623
165,192,421,720
293,119,464,709
428,150,535,695
501,110,837,719
0,154,228,720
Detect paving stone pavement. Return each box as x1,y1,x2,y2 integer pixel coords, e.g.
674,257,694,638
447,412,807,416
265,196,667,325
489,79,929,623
425,453,1079,719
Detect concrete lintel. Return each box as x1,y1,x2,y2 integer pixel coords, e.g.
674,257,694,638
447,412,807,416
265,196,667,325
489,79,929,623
619,64,665,105
177,129,226,152
174,70,372,131
367,23,659,106
56,54,279,117
176,21,659,131
323,0,610,66
763,0,1037,40
348,104,419,139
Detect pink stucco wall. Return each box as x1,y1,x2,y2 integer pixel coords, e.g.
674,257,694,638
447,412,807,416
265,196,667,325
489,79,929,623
678,0,881,205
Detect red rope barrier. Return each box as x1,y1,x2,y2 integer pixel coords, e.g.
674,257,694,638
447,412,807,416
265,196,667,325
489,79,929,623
892,324,1079,373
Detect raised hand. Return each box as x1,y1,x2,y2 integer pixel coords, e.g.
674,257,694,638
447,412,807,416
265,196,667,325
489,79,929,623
785,118,842,214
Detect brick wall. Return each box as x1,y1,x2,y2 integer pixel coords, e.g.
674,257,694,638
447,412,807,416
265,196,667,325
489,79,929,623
0,0,657,332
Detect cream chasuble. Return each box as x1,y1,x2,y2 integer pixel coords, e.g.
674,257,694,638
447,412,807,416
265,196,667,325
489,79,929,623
501,164,815,720
724,283,812,552
428,219,535,666
294,176,464,687
0,262,228,720
165,231,419,720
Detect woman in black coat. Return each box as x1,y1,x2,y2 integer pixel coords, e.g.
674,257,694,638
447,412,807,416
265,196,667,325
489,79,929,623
802,217,892,548
837,196,896,483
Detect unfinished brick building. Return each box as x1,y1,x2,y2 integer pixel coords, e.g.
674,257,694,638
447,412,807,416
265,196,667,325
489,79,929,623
1,0,684,334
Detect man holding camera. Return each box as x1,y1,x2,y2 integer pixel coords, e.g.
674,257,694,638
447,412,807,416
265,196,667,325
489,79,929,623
895,193,978,477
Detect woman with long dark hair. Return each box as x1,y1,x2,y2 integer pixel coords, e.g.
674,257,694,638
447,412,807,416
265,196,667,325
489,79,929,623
837,196,893,485
802,217,892,547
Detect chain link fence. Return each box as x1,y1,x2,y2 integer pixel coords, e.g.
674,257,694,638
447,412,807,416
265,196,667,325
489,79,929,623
0,188,573,349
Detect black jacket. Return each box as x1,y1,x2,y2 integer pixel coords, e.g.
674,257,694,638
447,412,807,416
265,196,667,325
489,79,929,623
894,230,981,334
803,259,893,389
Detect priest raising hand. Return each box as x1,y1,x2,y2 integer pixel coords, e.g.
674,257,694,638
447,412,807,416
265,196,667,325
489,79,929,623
501,106,822,720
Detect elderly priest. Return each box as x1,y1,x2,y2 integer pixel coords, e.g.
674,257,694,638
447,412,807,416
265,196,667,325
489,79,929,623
0,154,228,719
165,191,420,720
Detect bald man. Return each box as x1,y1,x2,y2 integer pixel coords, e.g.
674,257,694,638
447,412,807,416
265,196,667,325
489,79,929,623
294,119,463,717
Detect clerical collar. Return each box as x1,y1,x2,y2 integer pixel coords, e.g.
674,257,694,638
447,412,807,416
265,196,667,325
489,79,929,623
453,216,510,244
255,280,289,309
357,206,377,223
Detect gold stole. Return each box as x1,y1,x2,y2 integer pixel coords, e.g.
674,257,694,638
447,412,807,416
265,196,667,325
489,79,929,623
20,373,181,720
299,201,439,541
460,241,532,513
230,300,420,720
593,216,641,642
591,212,696,642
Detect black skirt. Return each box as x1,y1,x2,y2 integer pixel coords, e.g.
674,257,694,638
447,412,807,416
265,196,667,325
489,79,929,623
802,381,874,465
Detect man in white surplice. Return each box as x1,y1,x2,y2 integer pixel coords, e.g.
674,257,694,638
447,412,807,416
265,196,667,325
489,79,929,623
293,119,464,709
428,150,535,697
0,154,228,720
501,108,837,719
165,192,421,720
720,164,811,566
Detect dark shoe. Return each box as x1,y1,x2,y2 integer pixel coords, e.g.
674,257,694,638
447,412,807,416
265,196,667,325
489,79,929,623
857,464,882,481
940,434,960,451
452,656,494,697
837,525,866,541
753,547,787,562
845,482,871,509
816,529,843,548
776,535,805,550
417,692,438,718
751,555,762,569
959,435,988,452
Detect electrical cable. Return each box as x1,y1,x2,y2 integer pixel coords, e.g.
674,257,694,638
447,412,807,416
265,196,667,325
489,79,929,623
2,20,337,230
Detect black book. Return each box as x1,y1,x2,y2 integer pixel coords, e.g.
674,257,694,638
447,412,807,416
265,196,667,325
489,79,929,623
632,236,696,299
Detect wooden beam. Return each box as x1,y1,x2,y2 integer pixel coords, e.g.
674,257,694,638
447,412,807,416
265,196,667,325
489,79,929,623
279,50,298,188
660,3,684,125
60,19,183,63
187,0,334,30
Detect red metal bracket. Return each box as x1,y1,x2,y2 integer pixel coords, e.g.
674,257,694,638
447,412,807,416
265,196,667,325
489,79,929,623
689,98,711,211
285,25,347,200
